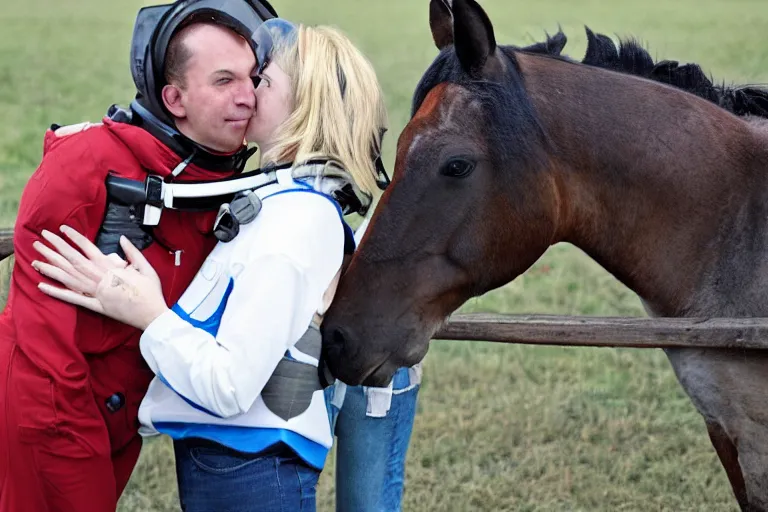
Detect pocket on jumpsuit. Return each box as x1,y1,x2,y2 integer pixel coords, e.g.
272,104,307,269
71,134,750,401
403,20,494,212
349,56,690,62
14,348,113,459
87,348,150,453
12,348,59,444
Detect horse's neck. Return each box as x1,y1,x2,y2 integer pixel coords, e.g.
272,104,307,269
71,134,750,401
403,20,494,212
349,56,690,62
523,56,768,316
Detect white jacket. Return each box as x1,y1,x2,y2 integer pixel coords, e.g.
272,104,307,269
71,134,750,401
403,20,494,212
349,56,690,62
137,168,347,470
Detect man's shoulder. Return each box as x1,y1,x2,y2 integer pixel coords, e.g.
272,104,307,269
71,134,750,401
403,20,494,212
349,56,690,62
22,121,141,202
42,121,131,163
34,121,147,190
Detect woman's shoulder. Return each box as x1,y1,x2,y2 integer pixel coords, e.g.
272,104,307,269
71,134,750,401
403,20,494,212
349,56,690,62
262,185,344,225
236,187,346,263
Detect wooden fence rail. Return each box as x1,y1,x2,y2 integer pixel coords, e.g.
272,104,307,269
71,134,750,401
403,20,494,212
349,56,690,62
4,228,768,350
433,314,768,350
0,230,12,261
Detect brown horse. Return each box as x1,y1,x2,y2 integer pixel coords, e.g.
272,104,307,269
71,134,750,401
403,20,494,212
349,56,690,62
321,0,768,509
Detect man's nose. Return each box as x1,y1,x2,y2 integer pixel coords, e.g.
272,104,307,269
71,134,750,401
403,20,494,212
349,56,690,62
234,81,256,110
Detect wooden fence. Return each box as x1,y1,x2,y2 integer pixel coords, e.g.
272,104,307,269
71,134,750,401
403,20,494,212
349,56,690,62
434,313,768,349
0,229,12,261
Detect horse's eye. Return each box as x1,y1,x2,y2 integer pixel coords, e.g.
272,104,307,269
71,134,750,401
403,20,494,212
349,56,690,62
440,158,476,178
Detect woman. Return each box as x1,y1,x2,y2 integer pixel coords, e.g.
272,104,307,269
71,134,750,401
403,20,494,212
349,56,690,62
31,18,387,511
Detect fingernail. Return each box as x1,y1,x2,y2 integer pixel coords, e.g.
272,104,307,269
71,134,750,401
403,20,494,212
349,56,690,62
60,225,71,233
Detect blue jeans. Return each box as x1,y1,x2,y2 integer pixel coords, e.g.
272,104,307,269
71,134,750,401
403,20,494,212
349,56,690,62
325,367,420,512
173,438,320,512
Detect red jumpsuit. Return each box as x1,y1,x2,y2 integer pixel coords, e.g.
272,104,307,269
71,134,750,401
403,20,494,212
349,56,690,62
0,118,235,511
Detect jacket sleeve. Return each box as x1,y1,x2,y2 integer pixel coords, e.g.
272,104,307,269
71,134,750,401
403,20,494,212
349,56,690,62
139,193,345,418
10,131,112,454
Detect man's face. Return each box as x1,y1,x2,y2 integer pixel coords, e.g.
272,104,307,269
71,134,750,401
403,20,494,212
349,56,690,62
163,24,257,153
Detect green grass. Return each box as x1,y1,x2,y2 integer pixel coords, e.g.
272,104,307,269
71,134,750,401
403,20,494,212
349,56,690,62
3,0,768,510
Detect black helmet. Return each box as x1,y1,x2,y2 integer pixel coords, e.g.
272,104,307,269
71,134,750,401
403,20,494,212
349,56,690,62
120,0,278,173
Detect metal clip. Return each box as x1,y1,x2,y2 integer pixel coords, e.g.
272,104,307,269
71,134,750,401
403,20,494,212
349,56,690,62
229,190,262,225
213,203,239,242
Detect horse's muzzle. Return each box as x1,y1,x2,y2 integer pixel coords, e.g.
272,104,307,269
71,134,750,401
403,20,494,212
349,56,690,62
321,325,397,387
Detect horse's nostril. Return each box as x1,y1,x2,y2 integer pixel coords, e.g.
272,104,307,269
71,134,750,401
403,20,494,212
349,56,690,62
332,327,347,349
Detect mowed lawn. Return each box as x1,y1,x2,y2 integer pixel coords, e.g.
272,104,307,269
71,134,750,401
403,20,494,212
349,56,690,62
1,0,767,510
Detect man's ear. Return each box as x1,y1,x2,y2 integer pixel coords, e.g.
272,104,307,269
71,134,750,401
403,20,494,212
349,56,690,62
161,84,186,118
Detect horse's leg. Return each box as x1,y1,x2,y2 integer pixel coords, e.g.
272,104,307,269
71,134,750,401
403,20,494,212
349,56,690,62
664,348,768,512
705,421,748,509
735,422,768,512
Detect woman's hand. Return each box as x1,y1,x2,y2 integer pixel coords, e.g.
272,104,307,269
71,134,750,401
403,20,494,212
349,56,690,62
32,225,169,330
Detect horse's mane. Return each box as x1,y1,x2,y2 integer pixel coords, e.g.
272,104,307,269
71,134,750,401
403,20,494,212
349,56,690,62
515,27,768,119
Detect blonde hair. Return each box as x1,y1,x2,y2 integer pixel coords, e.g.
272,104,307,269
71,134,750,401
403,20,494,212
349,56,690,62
260,24,388,197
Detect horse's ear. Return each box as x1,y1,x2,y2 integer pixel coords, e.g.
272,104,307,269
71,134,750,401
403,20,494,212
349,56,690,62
429,0,453,50
452,0,496,75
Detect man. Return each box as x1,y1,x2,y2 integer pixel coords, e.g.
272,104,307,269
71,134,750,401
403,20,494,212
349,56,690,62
0,1,277,510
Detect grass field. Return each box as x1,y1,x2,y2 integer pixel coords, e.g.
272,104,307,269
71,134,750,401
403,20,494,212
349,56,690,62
2,0,768,510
